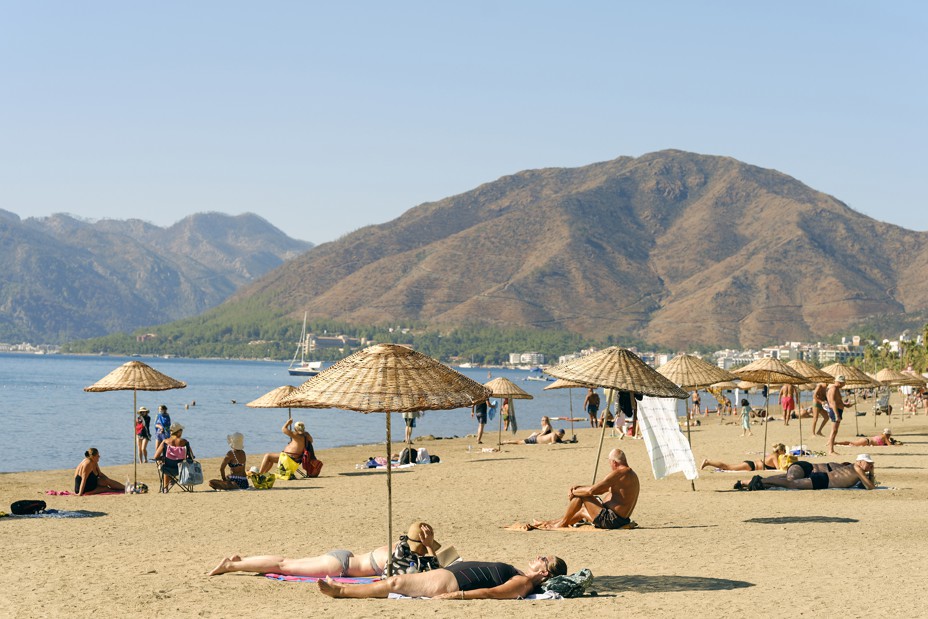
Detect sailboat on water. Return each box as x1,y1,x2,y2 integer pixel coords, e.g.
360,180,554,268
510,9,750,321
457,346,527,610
288,313,324,377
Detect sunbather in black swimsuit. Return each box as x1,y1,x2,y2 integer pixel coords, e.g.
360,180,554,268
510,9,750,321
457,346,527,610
445,562,520,591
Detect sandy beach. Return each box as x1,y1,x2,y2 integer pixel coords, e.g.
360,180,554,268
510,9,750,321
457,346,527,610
2,395,926,619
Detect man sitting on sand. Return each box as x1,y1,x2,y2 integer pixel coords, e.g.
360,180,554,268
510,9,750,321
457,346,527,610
502,428,566,445
737,454,876,491
518,448,639,530
258,418,311,478
317,554,566,600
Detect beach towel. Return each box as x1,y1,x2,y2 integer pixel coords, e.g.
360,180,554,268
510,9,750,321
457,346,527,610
638,397,699,481
264,574,378,584
45,490,122,496
386,591,563,600
13,509,99,518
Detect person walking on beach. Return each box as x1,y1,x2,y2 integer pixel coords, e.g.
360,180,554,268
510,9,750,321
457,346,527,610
501,398,512,432
812,382,829,436
154,405,171,456
779,383,797,426
740,398,754,436
826,375,848,456
583,388,600,428
522,448,639,529
402,411,419,444
471,399,488,444
136,406,151,463
690,390,702,423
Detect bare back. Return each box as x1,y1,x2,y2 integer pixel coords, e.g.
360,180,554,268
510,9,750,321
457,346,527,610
813,383,828,404
828,464,867,488
598,466,640,518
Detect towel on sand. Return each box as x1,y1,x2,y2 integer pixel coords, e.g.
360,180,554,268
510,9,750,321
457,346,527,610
264,574,377,583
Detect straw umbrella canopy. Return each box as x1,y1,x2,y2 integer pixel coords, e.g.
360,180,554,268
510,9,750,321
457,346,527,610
483,377,532,450
657,355,738,490
280,343,490,572
544,378,596,439
84,360,187,487
731,358,806,463
875,368,924,387
709,380,739,390
246,385,316,420
545,347,689,484
902,370,928,387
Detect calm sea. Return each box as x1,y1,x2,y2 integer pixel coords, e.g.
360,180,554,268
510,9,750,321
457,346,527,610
0,353,731,473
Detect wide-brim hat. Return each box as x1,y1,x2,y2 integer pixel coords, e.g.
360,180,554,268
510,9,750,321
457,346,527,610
407,521,441,554
227,432,244,450
169,422,185,434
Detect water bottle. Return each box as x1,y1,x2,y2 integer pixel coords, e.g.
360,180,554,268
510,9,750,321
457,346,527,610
467,445,472,453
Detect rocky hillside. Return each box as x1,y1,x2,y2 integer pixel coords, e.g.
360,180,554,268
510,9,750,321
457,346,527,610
225,150,926,349
0,211,311,342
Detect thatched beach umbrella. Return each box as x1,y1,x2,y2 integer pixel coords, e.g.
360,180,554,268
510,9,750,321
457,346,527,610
875,368,924,424
731,358,805,463
657,355,737,491
483,376,532,450
246,385,310,420
821,363,880,431
281,343,490,572
544,378,595,439
545,347,689,483
786,359,836,451
84,360,187,487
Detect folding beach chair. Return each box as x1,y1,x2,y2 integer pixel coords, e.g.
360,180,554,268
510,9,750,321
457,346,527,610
157,445,197,492
872,391,891,416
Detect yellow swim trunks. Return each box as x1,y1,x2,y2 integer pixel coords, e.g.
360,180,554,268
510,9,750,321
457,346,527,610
276,452,301,479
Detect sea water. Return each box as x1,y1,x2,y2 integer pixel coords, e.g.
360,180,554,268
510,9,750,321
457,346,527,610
0,353,738,473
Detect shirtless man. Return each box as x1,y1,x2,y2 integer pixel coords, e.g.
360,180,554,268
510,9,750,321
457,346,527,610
826,375,848,455
502,428,565,445
529,448,639,529
583,388,600,428
258,418,312,476
779,383,798,426
811,382,829,436
740,454,876,491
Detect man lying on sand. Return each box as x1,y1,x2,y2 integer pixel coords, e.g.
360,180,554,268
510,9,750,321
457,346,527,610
502,428,566,445
209,521,441,577
317,554,566,599
513,448,639,530
736,454,876,491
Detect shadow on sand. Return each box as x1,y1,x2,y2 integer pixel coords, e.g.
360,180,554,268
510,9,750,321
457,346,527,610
338,469,416,477
593,574,754,594
744,515,858,525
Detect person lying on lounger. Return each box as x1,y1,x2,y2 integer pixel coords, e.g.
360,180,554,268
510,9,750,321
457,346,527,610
317,553,567,599
501,428,565,445
737,454,876,491
836,428,902,447
209,521,441,577
700,443,786,472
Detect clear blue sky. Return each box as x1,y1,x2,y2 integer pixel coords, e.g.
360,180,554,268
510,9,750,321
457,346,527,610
1,2,924,244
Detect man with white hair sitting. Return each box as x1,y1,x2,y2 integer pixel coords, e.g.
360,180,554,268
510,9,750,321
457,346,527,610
258,418,312,478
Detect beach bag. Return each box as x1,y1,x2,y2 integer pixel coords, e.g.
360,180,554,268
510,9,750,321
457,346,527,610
389,535,440,574
250,472,276,490
399,447,416,465
416,447,430,464
302,442,323,478
542,568,594,598
178,460,204,486
11,500,46,515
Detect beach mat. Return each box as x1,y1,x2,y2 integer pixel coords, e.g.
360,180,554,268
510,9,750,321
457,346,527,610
264,574,378,583
504,521,638,532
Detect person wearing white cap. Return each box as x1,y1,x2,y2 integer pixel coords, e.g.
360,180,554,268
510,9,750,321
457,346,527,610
825,375,850,456
836,428,903,447
209,433,249,490
737,453,876,491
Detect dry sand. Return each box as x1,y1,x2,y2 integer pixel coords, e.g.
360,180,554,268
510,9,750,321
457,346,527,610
2,394,926,618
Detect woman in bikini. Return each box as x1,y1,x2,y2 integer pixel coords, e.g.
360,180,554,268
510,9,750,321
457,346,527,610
700,443,787,472
209,432,249,490
209,522,442,577
836,428,902,447
74,447,126,495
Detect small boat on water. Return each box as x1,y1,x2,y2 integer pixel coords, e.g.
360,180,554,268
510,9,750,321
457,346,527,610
523,367,554,382
288,313,324,377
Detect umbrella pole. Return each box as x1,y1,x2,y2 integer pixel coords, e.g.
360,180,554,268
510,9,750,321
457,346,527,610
854,390,860,435
592,390,614,484
569,389,575,440
133,389,138,487
497,401,503,451
762,385,770,465
385,412,394,577
689,386,699,491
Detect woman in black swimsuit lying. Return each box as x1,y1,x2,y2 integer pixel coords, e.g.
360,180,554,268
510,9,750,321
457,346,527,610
317,553,567,599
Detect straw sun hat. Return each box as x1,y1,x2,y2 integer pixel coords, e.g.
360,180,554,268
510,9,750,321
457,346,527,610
227,433,245,450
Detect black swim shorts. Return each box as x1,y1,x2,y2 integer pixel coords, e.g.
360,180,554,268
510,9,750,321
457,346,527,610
810,472,830,490
592,508,632,530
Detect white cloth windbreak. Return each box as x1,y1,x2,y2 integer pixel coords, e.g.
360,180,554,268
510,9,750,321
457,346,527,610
637,397,698,481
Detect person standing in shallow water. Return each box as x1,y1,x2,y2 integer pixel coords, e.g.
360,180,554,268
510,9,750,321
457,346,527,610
154,405,171,456
136,406,151,463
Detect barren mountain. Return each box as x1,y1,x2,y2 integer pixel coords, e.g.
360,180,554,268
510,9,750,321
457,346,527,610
230,150,926,348
0,212,311,342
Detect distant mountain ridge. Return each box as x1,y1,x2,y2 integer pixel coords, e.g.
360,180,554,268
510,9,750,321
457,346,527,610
0,211,311,342
225,150,928,348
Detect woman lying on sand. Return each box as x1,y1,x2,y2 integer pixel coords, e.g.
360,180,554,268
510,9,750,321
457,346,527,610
836,428,902,447
317,554,566,599
700,443,786,472
209,522,440,577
